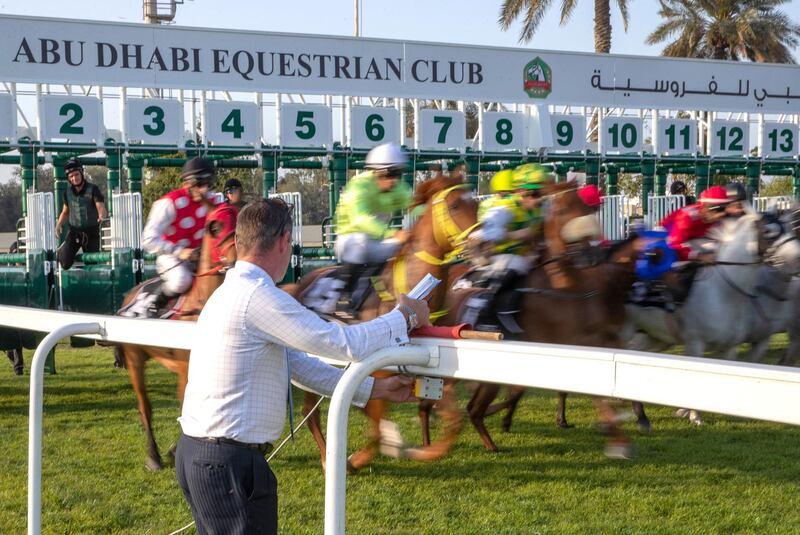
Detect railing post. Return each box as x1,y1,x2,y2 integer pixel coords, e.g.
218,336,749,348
641,159,655,215
105,143,122,216
324,346,435,535
261,149,276,197
28,322,103,535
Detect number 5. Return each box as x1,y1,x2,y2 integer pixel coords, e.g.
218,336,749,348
296,111,316,140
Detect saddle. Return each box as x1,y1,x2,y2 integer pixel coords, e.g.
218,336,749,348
454,266,526,337
628,262,700,312
301,262,385,320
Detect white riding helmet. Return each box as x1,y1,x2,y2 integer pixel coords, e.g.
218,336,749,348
365,142,408,172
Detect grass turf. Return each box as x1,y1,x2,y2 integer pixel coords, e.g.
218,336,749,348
2,340,799,534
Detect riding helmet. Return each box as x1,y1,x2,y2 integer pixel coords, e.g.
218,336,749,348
512,163,549,190
698,185,731,204
181,157,216,187
63,157,84,175
489,170,515,194
364,142,408,172
725,182,747,203
223,178,243,194
669,180,688,195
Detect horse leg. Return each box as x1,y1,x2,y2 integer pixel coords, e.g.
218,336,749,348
631,401,651,433
303,392,328,471
467,383,501,452
594,398,634,459
418,399,435,446
122,346,162,471
500,387,526,432
556,392,572,428
347,398,387,472
406,381,464,462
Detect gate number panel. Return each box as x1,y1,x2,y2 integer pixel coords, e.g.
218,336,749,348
125,98,183,145
417,109,466,151
204,100,262,146
280,104,333,148
41,95,102,143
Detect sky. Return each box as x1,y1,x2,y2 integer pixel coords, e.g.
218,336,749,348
7,0,797,60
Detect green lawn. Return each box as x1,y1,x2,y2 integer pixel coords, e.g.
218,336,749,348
2,341,800,534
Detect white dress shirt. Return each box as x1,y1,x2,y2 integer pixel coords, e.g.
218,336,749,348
178,261,409,444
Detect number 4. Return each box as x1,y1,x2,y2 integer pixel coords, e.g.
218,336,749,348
221,109,244,139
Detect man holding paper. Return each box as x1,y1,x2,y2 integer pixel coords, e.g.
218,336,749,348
175,197,429,535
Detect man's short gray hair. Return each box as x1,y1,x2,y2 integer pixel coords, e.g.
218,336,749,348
235,198,293,255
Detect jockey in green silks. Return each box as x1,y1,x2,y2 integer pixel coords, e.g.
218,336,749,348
334,142,414,265
471,164,549,277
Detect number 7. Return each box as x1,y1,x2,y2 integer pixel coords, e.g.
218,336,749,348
433,116,452,144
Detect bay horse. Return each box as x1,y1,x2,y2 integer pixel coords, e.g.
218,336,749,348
284,172,478,471
115,204,238,470
438,182,643,457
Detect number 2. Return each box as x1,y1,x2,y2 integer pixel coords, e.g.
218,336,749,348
59,103,84,135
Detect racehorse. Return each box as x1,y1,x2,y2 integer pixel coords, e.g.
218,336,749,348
625,210,800,423
115,204,239,470
741,209,800,364
439,182,644,457
284,171,478,471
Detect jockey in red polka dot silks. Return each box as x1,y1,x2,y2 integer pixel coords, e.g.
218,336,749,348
134,157,222,317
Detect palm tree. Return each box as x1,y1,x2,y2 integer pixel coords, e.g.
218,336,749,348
647,0,800,63
498,0,631,53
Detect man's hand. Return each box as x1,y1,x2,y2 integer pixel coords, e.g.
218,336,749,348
398,294,431,328
177,248,198,261
55,223,63,237
370,375,417,402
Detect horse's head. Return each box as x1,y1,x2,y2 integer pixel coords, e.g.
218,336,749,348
411,169,479,255
541,181,602,258
204,204,239,269
760,208,800,276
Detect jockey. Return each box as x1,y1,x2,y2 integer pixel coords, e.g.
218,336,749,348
126,157,221,317
334,142,413,264
332,142,413,311
661,185,732,262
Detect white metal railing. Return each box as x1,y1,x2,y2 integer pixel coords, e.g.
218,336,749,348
269,192,303,247
598,194,631,240
646,194,686,229
753,195,794,212
4,304,800,534
24,192,56,252
109,192,143,250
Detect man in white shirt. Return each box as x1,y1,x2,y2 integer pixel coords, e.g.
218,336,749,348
176,197,429,535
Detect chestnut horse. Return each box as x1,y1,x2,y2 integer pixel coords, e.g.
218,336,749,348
115,204,239,470
284,172,478,471
437,182,642,457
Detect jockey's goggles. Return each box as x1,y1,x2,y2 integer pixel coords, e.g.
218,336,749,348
521,189,542,198
705,203,727,213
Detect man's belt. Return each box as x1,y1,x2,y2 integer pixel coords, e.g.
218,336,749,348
193,435,273,455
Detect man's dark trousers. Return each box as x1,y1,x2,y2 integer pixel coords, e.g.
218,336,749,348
176,434,278,535
57,227,100,269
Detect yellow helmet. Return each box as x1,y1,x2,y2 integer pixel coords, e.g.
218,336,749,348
513,163,549,190
489,169,515,194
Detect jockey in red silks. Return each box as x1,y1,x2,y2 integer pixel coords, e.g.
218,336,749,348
661,185,732,261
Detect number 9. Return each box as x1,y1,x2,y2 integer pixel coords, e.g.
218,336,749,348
556,121,573,147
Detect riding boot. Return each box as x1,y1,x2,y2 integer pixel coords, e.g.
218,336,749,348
336,263,360,315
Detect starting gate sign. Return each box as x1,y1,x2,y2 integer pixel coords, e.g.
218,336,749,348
125,98,183,145
481,111,525,152
0,93,16,140
761,122,799,158
349,106,399,148
280,104,333,148
417,109,465,151
550,114,586,152
711,120,750,157
41,95,102,143
656,119,697,156
601,117,643,154
204,100,262,146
